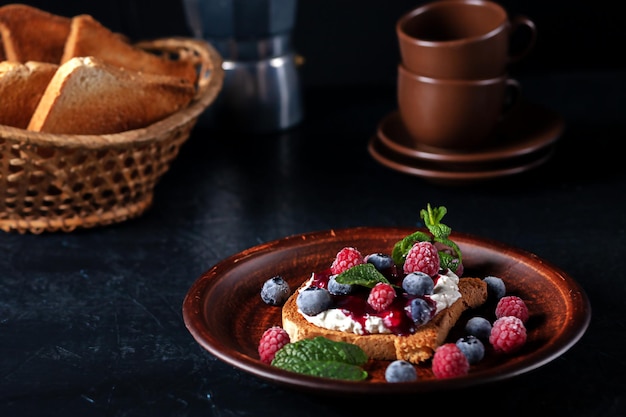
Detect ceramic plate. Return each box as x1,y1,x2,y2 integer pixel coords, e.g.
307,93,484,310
183,227,591,395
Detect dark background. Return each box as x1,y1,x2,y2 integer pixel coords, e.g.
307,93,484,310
1,1,625,416
4,0,624,86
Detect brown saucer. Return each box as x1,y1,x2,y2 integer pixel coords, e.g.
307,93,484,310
377,100,564,165
368,134,555,184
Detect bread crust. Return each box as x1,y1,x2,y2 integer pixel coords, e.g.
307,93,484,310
0,61,58,128
27,56,195,135
0,5,200,134
62,14,197,84
282,277,487,364
0,4,71,63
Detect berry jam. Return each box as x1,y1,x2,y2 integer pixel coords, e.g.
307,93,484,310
311,268,437,336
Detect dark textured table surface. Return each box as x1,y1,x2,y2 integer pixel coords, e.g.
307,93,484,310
1,70,625,416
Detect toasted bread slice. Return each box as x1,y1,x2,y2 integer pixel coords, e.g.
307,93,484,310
0,4,71,63
282,277,488,364
27,56,195,135
62,14,197,84
0,60,58,128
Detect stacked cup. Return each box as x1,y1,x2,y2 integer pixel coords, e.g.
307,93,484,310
396,0,536,150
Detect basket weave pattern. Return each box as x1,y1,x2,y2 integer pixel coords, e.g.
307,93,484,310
0,38,223,234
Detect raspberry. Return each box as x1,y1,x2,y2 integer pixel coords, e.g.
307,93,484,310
330,247,365,275
490,316,527,353
432,343,469,379
367,282,396,312
495,295,529,323
258,326,290,364
403,241,440,277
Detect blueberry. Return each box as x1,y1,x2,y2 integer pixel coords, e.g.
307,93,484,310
365,253,394,271
296,286,333,316
483,276,506,301
456,335,485,364
402,272,434,296
260,276,291,306
406,297,433,326
327,275,353,295
465,316,492,340
385,360,417,382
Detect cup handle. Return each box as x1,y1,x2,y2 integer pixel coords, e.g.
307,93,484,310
508,16,537,64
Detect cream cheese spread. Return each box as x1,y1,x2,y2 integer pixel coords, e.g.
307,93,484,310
298,269,462,335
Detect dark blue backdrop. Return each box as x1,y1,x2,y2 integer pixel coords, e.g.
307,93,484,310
2,0,623,86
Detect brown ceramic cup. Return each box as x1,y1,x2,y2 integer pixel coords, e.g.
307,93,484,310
397,64,521,150
396,0,536,79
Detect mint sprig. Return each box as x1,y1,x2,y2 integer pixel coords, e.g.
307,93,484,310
391,203,463,270
272,337,368,381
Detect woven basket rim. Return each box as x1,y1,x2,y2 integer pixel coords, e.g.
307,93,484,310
0,36,224,149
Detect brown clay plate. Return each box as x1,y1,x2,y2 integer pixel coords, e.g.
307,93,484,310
182,227,591,395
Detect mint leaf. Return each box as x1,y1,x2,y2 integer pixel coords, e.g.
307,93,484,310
393,204,463,269
272,337,368,381
275,336,368,365
274,358,368,381
420,204,449,239
434,236,463,266
438,250,458,272
334,263,389,288
422,204,463,264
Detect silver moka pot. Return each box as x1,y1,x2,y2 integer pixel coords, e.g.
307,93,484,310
183,0,303,133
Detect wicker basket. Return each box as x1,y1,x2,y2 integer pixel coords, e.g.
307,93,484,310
0,37,224,234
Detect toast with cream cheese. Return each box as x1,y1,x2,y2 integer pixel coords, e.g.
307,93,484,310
282,277,488,364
